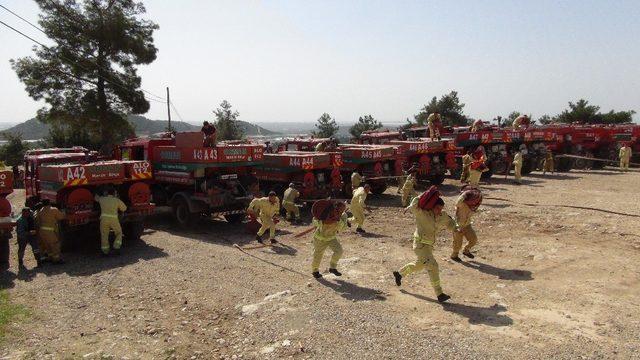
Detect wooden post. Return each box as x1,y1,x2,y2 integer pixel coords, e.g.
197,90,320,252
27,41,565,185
166,87,172,132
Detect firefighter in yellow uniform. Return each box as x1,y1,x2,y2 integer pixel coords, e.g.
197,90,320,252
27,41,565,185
247,191,280,244
619,144,632,171
35,199,65,264
451,188,482,262
95,188,127,255
513,150,523,184
460,151,472,183
400,168,417,207
311,201,349,278
349,184,370,233
512,115,530,130
282,183,301,223
351,171,363,191
393,190,456,303
543,151,555,175
427,112,442,140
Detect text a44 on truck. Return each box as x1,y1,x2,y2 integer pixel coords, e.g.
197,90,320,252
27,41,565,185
117,132,264,227
23,147,155,244
355,129,459,185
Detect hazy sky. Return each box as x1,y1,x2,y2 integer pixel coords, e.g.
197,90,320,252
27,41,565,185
1,0,639,125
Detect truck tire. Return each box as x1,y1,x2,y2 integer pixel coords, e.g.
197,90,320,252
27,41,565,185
521,158,534,175
556,157,572,172
224,213,245,224
429,174,445,185
370,184,388,195
481,161,495,179
173,197,195,227
124,221,144,243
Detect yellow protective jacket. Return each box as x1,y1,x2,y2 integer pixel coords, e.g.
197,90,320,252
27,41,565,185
619,146,632,160
407,196,456,245
351,172,362,188
462,154,472,168
455,194,475,228
513,152,523,166
351,187,367,210
95,195,127,219
312,213,348,242
427,113,439,127
401,174,416,193
283,188,300,205
35,206,65,233
248,197,280,218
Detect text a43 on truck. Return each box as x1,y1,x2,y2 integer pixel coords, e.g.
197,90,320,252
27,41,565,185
278,137,395,195
23,147,155,242
116,132,264,227
355,129,459,185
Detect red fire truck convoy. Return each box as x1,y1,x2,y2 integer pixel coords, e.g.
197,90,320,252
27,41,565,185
355,130,459,184
278,138,396,195
23,147,155,241
117,132,264,227
254,151,342,201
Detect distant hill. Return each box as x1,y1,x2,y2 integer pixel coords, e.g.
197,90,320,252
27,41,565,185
2,115,278,140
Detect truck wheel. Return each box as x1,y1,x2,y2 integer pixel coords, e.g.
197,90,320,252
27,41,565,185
429,175,445,185
173,198,195,227
481,164,494,179
224,213,245,224
556,157,572,172
370,184,388,195
521,158,534,175
124,221,144,243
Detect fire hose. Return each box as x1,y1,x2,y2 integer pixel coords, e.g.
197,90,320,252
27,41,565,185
555,154,640,167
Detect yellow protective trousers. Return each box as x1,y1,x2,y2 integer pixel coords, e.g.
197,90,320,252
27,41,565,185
311,238,343,272
38,227,61,261
282,201,300,219
460,166,470,182
620,159,630,171
514,164,523,183
100,215,123,254
468,170,482,186
399,241,443,296
452,225,478,257
257,214,276,240
348,205,365,230
543,159,554,174
401,189,416,207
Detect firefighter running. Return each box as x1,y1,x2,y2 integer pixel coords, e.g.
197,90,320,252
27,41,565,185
247,191,281,244
513,149,524,185
310,199,349,279
460,151,472,183
35,199,65,264
351,171,363,191
619,143,632,171
400,167,418,207
468,147,488,186
282,183,301,223
392,187,455,303
95,188,128,256
451,187,482,262
349,183,370,233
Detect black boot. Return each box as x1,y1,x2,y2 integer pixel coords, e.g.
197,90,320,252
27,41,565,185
462,251,475,259
329,268,342,276
437,293,451,303
393,271,402,286
255,234,264,244
355,228,365,234
112,248,121,256
312,271,322,279
450,255,462,262
270,238,279,245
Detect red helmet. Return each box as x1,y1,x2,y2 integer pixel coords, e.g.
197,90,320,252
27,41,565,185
312,199,347,224
418,186,441,210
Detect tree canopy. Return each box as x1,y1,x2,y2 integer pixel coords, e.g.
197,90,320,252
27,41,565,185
0,133,29,167
414,91,469,127
313,113,339,138
349,115,383,138
213,100,243,140
11,0,158,153
555,99,635,124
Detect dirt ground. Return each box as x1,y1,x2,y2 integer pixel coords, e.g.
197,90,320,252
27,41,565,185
1,168,640,359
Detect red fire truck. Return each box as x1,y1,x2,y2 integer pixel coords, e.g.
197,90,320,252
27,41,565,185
23,147,154,241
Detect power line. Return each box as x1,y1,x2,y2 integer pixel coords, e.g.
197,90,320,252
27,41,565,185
170,101,186,123
0,4,167,103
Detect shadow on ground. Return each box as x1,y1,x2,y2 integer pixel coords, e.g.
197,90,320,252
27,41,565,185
461,260,533,280
317,278,386,301
400,289,513,327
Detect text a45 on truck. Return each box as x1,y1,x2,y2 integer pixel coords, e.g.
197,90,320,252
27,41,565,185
355,129,459,185
117,132,264,227
23,147,155,244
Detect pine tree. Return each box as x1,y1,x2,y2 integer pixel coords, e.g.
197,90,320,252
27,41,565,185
213,100,243,140
313,113,339,138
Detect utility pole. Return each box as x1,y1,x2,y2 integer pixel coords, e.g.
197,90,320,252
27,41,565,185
166,87,173,132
